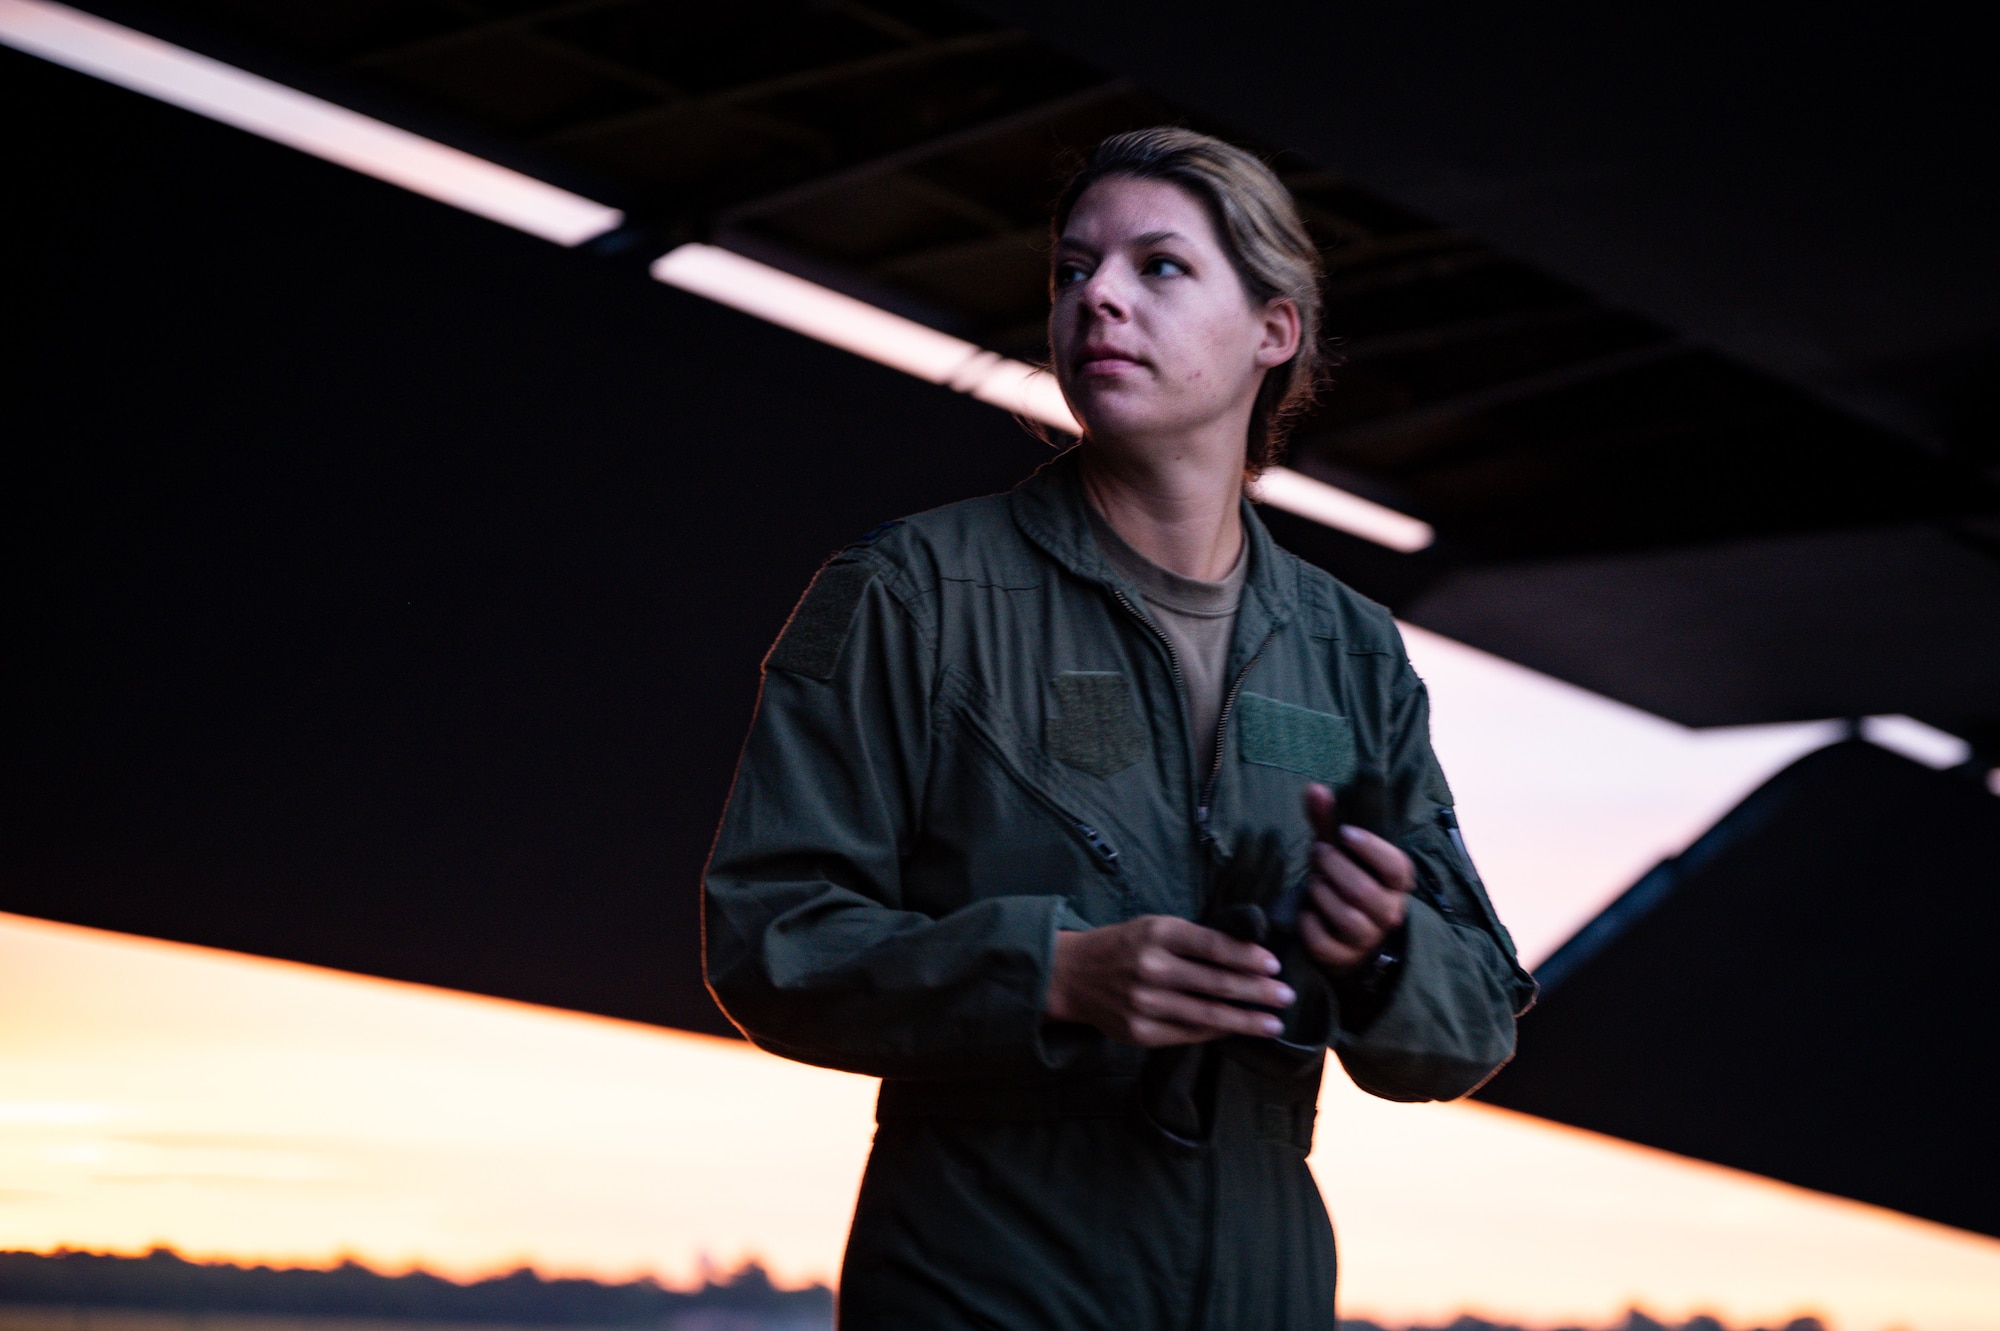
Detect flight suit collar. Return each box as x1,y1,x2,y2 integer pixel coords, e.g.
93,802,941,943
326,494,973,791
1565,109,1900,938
1007,446,1300,638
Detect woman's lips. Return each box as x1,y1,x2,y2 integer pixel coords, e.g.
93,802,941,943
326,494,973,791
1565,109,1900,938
1078,354,1145,375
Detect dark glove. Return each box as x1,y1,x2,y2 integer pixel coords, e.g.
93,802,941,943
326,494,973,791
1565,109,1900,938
1138,829,1332,1150
1214,828,1333,1079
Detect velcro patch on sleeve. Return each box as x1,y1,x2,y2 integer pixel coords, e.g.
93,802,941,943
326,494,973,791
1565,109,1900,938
1048,671,1149,778
1237,692,1355,785
765,560,877,680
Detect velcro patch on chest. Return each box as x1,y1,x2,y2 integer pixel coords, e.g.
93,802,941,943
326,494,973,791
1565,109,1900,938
765,560,877,680
1047,671,1149,778
1237,692,1355,785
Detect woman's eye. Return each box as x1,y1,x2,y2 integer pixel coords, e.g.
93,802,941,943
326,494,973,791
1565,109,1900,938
1054,262,1089,287
1142,256,1188,278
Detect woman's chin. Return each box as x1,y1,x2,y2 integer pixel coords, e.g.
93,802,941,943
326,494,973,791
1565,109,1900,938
1069,394,1175,443
1073,404,1222,455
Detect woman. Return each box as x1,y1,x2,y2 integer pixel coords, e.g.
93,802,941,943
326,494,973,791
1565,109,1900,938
704,128,1535,1329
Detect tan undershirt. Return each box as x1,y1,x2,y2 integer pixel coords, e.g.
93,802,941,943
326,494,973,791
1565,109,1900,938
1086,502,1249,763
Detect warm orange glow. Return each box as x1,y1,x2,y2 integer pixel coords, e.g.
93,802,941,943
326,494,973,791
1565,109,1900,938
0,912,874,1287
3,912,1997,1329
1316,1072,2000,1329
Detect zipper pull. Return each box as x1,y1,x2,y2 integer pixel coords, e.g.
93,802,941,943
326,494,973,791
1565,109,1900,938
1196,804,1214,844
1432,807,1474,915
1074,821,1120,868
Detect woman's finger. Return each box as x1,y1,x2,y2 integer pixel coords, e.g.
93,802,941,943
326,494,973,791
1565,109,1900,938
1336,824,1416,893
1302,782,1339,841
1310,840,1408,932
1307,879,1381,950
1156,915,1281,976
1146,952,1295,1008
1138,987,1285,1040
1299,907,1367,973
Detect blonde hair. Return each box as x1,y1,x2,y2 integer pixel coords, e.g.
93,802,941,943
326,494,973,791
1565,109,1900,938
1051,127,1327,476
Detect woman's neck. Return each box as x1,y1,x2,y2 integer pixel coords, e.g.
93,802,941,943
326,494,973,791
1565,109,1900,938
1078,437,1245,583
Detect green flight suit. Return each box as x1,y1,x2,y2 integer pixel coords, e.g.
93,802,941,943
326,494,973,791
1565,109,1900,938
704,449,1536,1329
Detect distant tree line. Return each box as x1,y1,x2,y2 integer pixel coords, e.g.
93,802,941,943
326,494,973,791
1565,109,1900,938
1342,1315,1827,1331
0,1250,828,1323
0,1251,1836,1331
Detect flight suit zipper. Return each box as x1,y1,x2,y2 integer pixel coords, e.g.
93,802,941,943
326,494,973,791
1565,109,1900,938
954,690,1122,873
1111,586,1193,763
1110,587,1280,844
1108,580,1293,1331
1111,587,1282,1331
1197,630,1278,846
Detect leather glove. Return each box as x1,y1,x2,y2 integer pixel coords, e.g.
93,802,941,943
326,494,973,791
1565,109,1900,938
1138,828,1332,1150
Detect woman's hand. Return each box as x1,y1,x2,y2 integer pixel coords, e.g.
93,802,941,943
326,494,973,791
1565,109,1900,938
1297,783,1416,975
1044,916,1295,1046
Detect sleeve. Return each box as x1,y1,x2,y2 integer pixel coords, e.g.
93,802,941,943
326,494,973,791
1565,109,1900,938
702,552,1089,1080
1331,656,1539,1102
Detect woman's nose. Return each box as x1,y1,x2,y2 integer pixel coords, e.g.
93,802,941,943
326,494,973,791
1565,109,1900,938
1080,269,1129,320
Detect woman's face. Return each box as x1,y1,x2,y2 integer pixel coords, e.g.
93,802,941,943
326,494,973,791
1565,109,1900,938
1050,175,1299,456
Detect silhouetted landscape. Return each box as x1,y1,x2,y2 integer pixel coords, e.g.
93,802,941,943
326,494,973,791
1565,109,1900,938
0,1250,1835,1331
1344,1317,1827,1331
0,1250,828,1331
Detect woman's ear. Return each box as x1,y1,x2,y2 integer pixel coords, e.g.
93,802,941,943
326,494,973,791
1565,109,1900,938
1256,297,1302,368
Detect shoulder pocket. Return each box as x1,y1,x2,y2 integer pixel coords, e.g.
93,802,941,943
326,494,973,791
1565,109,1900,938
1238,692,1355,785
766,560,876,680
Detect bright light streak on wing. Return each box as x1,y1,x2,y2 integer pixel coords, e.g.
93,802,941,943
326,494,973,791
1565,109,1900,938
652,244,1082,436
1861,714,1974,770
652,244,1435,553
1250,466,1436,552
959,353,1079,433
0,0,623,247
651,243,996,389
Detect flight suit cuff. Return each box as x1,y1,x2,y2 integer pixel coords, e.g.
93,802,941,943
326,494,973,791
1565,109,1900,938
1332,896,1518,1102
1034,897,1106,1071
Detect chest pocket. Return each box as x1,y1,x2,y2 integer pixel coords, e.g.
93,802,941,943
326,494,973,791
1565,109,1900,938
1047,671,1149,778
1237,692,1355,785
